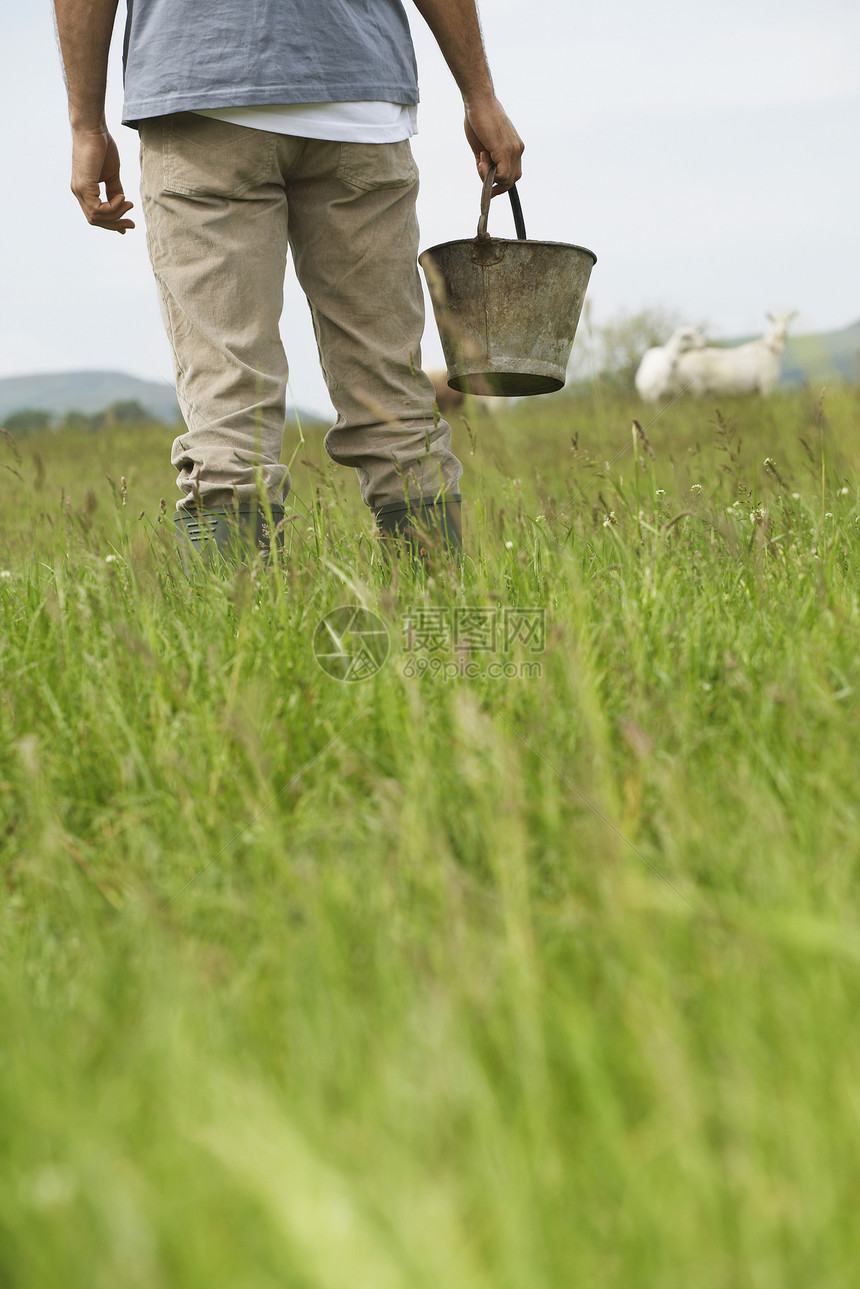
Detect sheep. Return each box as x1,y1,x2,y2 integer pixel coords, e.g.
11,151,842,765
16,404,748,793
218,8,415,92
427,370,506,415
634,325,706,403
675,312,797,398
428,370,465,414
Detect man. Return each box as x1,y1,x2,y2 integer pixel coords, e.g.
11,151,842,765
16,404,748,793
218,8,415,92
53,0,523,561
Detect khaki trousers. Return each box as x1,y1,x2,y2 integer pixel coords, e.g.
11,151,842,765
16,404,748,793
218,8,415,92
138,113,462,513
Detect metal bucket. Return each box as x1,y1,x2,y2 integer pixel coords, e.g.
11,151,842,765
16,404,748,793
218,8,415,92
419,167,597,397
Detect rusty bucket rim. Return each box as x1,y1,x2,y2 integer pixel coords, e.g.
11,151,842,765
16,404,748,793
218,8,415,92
419,236,598,266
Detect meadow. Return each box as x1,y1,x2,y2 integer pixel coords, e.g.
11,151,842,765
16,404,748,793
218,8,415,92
2,380,860,1287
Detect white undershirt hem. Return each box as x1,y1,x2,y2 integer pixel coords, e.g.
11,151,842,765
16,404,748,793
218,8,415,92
193,101,418,143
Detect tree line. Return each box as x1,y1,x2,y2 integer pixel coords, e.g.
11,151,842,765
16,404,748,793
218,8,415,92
1,401,170,437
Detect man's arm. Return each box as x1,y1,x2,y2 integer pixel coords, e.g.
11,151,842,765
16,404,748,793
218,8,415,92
411,0,523,194
53,0,135,233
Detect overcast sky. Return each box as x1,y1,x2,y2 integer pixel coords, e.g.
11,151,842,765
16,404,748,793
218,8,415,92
3,0,859,415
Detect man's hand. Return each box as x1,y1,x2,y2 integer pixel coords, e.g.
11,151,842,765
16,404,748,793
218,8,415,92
54,0,131,231
464,95,524,196
411,0,525,196
71,127,135,233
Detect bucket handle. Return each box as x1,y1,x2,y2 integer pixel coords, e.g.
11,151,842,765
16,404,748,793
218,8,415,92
477,163,527,241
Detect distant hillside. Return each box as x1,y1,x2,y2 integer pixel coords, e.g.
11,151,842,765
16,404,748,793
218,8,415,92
566,317,860,394
780,319,860,388
0,369,326,431
0,370,181,424
705,320,859,388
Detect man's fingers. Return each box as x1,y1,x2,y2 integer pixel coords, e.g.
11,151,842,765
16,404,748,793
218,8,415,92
89,199,136,232
475,149,521,196
482,143,524,194
463,101,524,197
73,184,136,232
70,128,135,233
72,193,135,232
93,205,136,232
104,169,126,205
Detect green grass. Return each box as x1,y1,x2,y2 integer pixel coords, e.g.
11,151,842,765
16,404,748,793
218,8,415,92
2,383,860,1287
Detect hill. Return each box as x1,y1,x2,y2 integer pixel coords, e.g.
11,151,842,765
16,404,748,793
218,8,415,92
0,369,328,431
0,370,181,425
781,319,860,387
3,322,856,430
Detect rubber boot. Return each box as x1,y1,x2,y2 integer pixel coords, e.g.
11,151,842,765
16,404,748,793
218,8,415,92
174,503,285,571
374,494,462,566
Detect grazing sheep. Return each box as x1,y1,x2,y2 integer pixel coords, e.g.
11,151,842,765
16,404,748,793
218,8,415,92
676,312,797,398
634,325,706,403
427,370,506,414
428,370,465,414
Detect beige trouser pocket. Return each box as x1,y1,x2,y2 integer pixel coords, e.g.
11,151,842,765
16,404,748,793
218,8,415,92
336,139,418,191
161,112,277,198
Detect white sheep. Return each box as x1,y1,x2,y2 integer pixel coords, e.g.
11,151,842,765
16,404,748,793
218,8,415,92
428,370,465,414
427,370,506,415
634,325,706,403
675,312,796,398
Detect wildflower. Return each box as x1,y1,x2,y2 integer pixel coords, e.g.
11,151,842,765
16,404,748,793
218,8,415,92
690,484,703,494
791,492,801,500
105,554,118,563
839,486,850,496
505,540,514,549
655,489,665,497
825,512,833,519
603,511,617,528
0,570,11,580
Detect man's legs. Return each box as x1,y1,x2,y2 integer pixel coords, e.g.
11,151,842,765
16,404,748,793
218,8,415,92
283,138,463,526
138,119,463,556
138,113,293,514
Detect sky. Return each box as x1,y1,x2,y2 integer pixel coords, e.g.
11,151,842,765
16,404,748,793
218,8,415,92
2,0,859,416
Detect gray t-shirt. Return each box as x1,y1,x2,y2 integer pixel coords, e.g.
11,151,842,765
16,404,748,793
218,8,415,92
121,0,420,126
